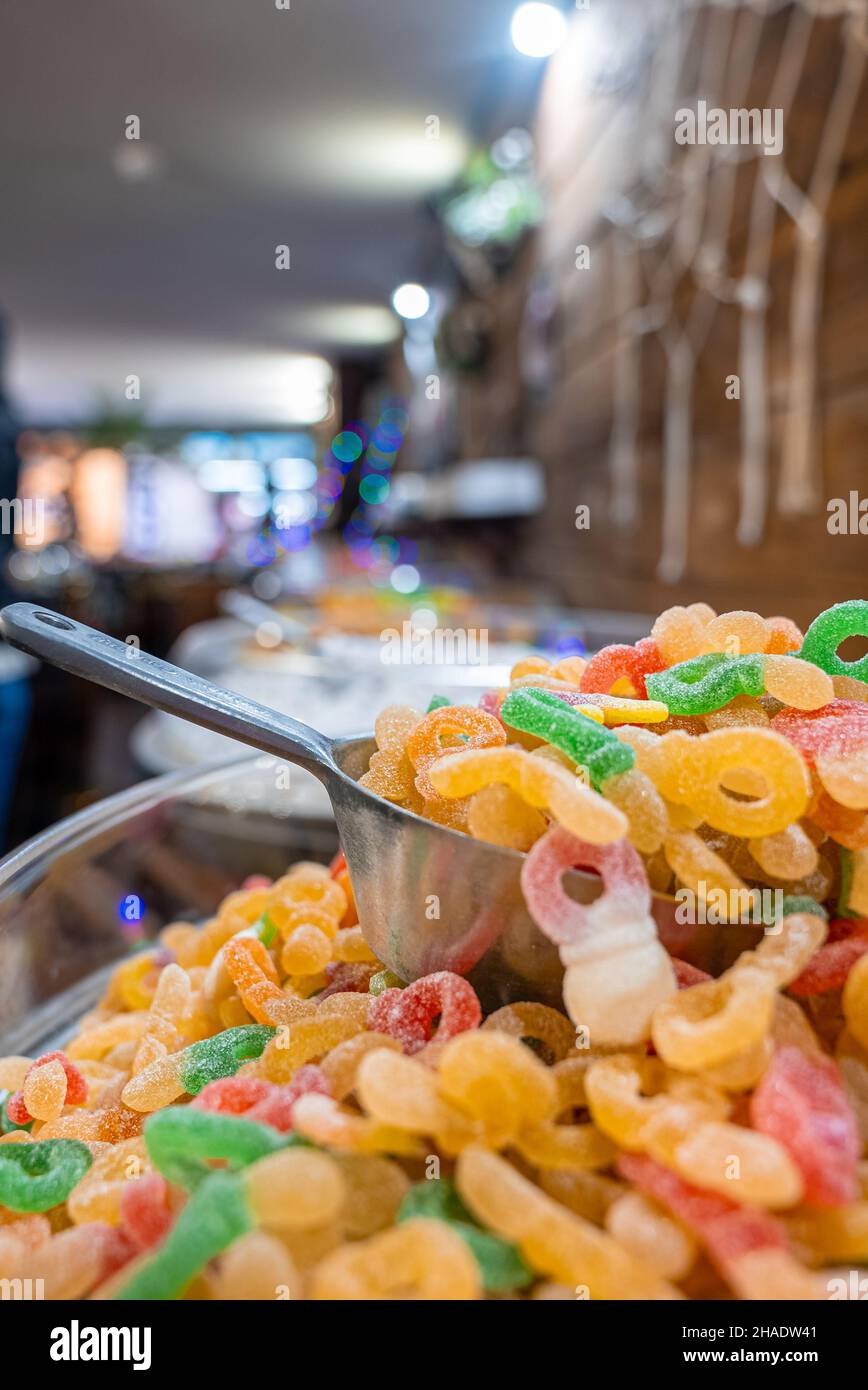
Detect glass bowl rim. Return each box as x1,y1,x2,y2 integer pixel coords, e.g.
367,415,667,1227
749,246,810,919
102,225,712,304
0,751,265,890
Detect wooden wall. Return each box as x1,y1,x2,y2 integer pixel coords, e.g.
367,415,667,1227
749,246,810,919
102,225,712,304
450,1,868,629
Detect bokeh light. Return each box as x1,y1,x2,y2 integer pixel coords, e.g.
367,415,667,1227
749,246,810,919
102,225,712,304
276,524,312,552
377,536,401,563
246,534,277,566
411,606,438,630
255,621,283,649
391,283,430,320
331,430,364,464
271,456,317,490
510,3,566,58
398,537,419,563
275,491,317,525
359,474,390,505
390,563,420,594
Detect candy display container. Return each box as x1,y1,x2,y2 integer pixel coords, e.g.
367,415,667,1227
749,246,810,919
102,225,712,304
0,747,765,1058
0,756,337,1055
1,599,866,1304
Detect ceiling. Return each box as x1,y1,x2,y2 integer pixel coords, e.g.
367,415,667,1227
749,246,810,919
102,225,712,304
0,0,543,425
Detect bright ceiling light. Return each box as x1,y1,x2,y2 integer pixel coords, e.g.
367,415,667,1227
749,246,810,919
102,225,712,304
9,334,333,427
198,460,264,494
286,304,401,348
391,284,431,320
511,3,567,58
271,457,318,491
260,119,467,198
281,355,333,425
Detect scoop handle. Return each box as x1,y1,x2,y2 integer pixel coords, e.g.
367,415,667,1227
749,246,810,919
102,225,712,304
0,602,337,779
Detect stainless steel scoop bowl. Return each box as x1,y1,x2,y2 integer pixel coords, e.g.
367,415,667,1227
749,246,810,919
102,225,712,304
0,603,759,1009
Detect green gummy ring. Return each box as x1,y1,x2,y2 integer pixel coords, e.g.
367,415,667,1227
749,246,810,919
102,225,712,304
426,695,452,713
397,1179,533,1293
115,1170,252,1301
178,1024,276,1096
798,601,868,683
781,895,828,922
499,687,634,789
436,1221,532,1293
144,1108,287,1189
0,1138,92,1212
644,652,765,715
398,1176,468,1224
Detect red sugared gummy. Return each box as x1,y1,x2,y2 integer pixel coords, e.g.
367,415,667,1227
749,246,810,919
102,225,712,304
808,791,868,851
367,987,409,1037
367,971,481,1055
749,1045,860,1207
246,1066,331,1132
97,1224,139,1278
521,827,650,948
579,637,665,700
192,1076,273,1115
244,1094,298,1133
789,919,868,995
671,957,713,989
771,701,868,767
193,1068,331,1133
29,1051,87,1104
617,1152,789,1269
319,962,376,998
5,1091,32,1125
120,1173,174,1251
241,874,272,890
829,917,868,942
478,690,503,720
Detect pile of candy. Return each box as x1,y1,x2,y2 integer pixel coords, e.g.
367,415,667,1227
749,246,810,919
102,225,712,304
1,601,868,1299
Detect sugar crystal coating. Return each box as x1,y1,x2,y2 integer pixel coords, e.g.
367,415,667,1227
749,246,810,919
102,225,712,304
6,595,868,1302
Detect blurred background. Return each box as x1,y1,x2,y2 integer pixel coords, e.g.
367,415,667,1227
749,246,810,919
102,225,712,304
1,0,867,855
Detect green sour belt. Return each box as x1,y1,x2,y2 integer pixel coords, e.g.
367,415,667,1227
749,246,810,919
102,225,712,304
500,686,634,789
143,1107,289,1189
115,1170,252,1300
177,1024,276,1096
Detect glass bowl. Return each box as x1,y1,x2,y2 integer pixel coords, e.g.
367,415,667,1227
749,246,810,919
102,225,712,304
0,752,767,1056
0,755,339,1056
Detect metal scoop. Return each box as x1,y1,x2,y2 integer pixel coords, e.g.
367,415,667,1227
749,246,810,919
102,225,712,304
0,603,756,1009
